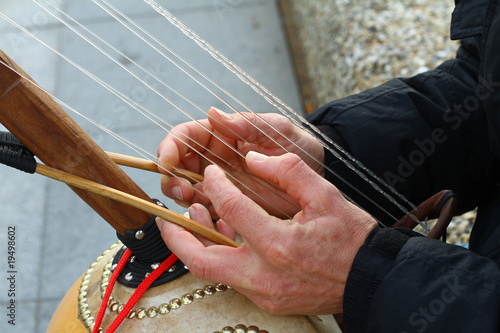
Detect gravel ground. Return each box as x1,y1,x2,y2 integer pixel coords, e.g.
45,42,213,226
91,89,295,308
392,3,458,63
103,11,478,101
282,0,475,244
284,0,459,105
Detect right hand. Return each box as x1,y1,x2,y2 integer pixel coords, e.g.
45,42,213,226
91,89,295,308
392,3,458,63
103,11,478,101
157,107,324,218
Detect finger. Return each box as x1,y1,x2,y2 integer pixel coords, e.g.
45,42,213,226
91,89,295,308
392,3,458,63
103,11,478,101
157,120,212,174
245,151,342,212
188,203,236,246
156,216,241,283
208,108,290,153
202,164,276,239
161,175,195,202
216,219,235,241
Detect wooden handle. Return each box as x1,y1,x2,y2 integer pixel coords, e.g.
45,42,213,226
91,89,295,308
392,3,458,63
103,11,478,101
106,151,204,183
0,50,152,235
393,190,457,239
35,163,238,247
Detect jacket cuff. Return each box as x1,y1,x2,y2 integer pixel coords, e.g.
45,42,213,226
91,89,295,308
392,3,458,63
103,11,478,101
343,227,412,332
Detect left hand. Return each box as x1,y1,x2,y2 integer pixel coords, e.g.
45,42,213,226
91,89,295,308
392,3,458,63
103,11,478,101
157,109,324,219
157,151,377,315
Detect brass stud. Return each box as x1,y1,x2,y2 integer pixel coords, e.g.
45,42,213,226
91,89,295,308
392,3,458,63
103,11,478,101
81,310,91,321
125,272,133,281
147,307,158,318
151,262,160,270
215,283,227,292
127,310,136,319
246,326,259,333
222,327,235,333
79,303,88,313
118,304,125,314
182,293,194,305
84,317,94,328
129,256,135,263
167,264,176,272
158,303,171,315
235,324,247,333
137,308,147,319
110,301,119,312
193,289,205,299
204,285,216,295
169,298,182,309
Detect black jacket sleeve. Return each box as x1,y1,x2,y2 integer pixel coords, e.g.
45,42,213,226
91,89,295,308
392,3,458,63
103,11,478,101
345,227,500,332
306,0,500,331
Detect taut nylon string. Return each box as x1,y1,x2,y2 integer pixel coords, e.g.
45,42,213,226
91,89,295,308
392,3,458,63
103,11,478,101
0,0,425,229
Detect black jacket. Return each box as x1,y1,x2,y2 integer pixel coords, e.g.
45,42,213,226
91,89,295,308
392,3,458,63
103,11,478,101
307,0,500,331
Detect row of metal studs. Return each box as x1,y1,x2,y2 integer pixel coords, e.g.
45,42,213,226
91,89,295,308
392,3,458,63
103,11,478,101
214,325,269,333
78,241,121,333
100,255,231,320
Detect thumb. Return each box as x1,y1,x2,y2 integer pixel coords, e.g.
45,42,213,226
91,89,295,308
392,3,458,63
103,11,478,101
245,151,342,209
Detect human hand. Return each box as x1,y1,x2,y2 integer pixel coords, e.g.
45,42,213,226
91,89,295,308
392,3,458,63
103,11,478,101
156,151,377,315
157,107,324,218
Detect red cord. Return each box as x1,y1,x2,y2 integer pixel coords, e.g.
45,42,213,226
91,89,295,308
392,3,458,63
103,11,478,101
92,248,132,333
92,249,178,333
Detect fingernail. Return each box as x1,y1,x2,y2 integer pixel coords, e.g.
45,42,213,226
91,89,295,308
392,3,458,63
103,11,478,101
172,186,183,201
188,206,196,220
213,107,233,121
247,151,268,162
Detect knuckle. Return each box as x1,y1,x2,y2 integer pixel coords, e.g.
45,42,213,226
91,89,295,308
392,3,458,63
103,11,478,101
214,195,240,220
189,256,213,281
276,153,303,176
257,297,287,316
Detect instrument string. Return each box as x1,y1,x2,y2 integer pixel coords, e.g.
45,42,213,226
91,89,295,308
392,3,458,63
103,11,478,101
38,0,302,218
0,9,297,219
27,0,375,221
139,0,424,227
92,0,412,226
86,0,398,222
1,1,426,230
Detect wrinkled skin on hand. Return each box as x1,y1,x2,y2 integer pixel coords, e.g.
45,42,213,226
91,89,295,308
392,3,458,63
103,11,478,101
157,152,377,315
157,108,324,219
